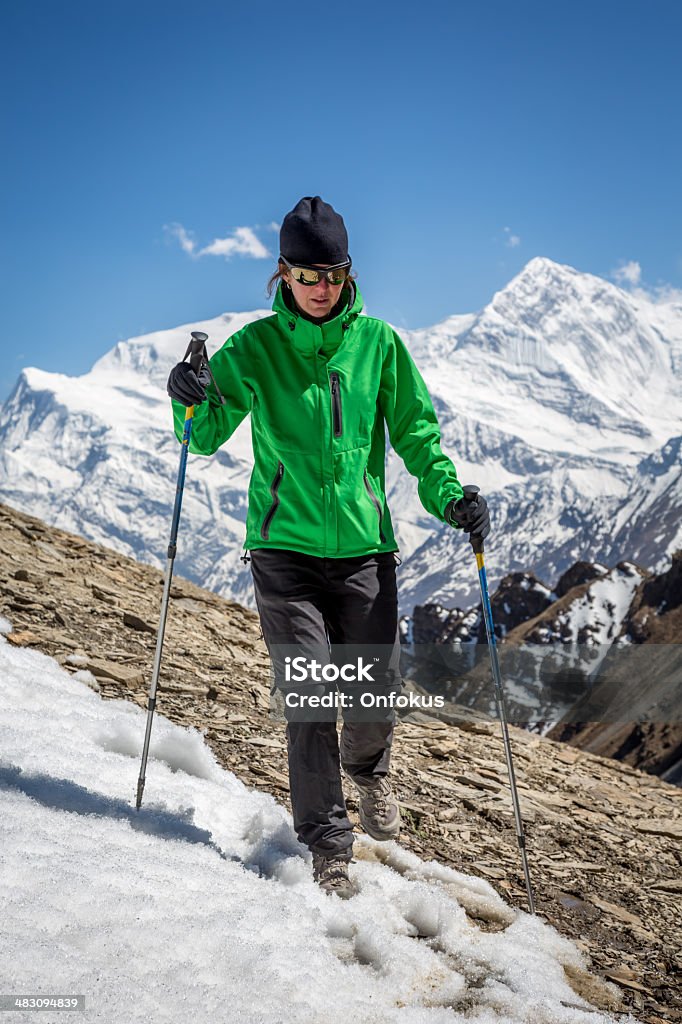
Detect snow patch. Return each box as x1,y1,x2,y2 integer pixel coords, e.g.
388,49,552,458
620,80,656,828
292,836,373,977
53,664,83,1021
0,639,631,1023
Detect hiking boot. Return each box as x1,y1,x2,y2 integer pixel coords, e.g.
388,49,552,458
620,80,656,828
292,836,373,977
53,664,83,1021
347,774,401,841
312,851,354,899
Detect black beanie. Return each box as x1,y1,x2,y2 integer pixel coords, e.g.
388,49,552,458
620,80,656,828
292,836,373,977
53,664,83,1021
280,196,349,265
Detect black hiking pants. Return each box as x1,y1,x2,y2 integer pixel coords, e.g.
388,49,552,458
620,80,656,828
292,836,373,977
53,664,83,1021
250,548,401,857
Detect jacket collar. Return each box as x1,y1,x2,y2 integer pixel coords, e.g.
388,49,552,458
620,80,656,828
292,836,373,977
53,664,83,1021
272,281,364,357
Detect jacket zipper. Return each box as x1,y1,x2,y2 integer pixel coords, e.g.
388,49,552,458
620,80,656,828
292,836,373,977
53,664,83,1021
260,461,284,540
363,469,386,543
329,372,343,437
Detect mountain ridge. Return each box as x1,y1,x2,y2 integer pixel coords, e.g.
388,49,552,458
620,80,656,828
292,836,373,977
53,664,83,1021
1,257,680,615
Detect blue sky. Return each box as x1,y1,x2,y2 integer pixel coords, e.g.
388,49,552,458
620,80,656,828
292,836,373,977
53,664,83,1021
1,0,681,401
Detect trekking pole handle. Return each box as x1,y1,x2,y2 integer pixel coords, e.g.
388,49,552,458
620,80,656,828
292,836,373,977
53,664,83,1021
462,484,484,555
183,330,225,405
188,331,208,375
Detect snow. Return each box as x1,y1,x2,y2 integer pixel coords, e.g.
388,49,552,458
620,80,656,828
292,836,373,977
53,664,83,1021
0,631,633,1024
554,564,643,646
64,653,89,667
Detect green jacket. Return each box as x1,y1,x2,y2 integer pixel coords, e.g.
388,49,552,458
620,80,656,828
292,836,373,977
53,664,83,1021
172,282,463,557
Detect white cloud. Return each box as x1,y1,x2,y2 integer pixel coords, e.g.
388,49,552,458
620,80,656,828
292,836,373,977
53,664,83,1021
503,226,521,248
198,227,270,259
631,281,682,305
612,260,642,287
650,283,682,303
165,223,196,255
610,259,682,305
165,223,271,261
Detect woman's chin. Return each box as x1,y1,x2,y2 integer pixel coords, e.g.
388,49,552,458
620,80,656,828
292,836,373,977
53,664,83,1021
308,302,331,317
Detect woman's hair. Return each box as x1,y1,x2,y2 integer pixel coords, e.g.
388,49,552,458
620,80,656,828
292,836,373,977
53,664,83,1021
266,260,357,298
266,261,288,297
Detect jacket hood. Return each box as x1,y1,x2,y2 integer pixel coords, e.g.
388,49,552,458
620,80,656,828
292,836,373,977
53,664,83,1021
271,280,364,358
272,279,364,326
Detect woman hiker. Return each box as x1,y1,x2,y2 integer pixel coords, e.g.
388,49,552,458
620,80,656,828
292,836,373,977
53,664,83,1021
167,196,490,898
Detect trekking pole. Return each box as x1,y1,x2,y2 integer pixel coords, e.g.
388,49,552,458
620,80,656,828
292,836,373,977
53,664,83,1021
135,330,212,810
463,484,536,915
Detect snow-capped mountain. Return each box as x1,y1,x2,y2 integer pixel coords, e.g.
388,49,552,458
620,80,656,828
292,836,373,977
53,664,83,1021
403,559,650,729
0,311,268,611
392,257,682,610
0,257,680,615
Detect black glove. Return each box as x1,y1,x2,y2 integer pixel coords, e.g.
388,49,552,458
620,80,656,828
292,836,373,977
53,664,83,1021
167,361,211,407
445,492,491,540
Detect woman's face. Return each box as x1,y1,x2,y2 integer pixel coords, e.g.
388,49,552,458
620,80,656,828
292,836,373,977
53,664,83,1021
283,264,345,320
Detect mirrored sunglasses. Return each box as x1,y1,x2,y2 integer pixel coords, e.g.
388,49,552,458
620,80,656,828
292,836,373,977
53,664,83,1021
280,256,351,286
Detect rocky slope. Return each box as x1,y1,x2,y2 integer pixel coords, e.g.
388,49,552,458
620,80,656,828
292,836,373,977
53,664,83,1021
405,555,682,780
0,501,680,1022
548,553,682,783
